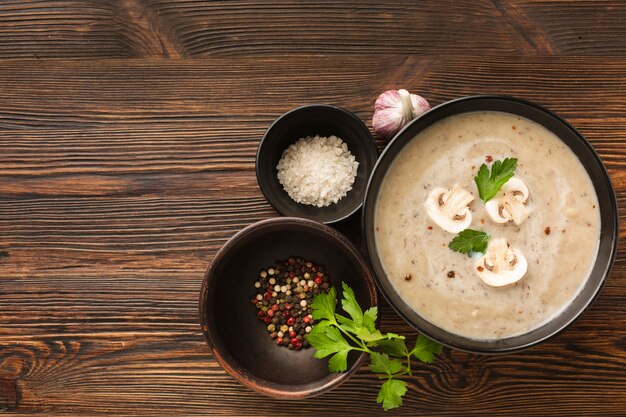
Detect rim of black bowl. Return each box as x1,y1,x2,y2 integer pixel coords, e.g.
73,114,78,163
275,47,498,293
362,95,619,354
199,216,379,398
256,104,378,224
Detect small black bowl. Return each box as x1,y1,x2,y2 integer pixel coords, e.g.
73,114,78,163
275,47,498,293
256,105,378,224
363,95,619,354
199,217,378,398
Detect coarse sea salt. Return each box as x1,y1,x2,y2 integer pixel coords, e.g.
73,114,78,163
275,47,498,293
276,135,359,207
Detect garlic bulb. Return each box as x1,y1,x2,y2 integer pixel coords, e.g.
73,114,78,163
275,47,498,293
372,89,430,139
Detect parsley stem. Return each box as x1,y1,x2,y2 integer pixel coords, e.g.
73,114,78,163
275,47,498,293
406,354,412,376
331,319,372,352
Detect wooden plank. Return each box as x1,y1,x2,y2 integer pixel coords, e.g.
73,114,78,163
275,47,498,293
0,0,178,58
0,1,625,59
1,56,626,131
513,0,626,54
141,0,625,56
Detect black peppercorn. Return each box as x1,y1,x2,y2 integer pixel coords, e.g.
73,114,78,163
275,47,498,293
252,257,331,350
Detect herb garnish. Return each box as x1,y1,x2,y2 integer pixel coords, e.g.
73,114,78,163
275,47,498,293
307,282,443,411
474,157,518,202
449,229,490,256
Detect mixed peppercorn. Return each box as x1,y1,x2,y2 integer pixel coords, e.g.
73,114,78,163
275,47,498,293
252,256,331,350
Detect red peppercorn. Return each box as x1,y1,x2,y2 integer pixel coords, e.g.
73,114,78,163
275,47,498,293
291,337,299,345
257,310,265,319
294,341,302,350
314,277,322,285
251,297,258,304
289,271,296,278
267,309,274,317
303,316,311,324
287,317,295,326
289,330,296,338
271,304,280,311
284,304,292,310
311,266,317,272
263,316,272,324
264,293,271,300
276,337,283,344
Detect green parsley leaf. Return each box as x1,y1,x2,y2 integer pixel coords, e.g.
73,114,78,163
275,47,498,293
328,349,350,372
448,229,489,256
362,306,378,332
369,352,404,376
410,334,443,364
474,157,518,202
310,286,337,322
355,327,386,343
376,338,409,357
377,379,408,411
307,323,353,372
334,313,359,334
340,281,364,324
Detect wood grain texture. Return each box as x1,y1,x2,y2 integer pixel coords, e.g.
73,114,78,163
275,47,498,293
1,0,626,414
0,1,157,58
1,55,626,415
1,1,626,58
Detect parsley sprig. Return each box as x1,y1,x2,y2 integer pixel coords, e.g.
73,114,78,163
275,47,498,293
474,157,518,202
307,282,443,411
449,229,490,256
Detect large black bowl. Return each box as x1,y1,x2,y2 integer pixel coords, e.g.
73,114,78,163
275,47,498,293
199,217,378,397
256,105,378,224
363,95,618,353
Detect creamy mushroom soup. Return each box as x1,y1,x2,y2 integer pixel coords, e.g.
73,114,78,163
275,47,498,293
375,111,600,340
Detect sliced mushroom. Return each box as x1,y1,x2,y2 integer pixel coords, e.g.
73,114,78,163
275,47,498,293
485,177,531,225
476,237,528,287
424,185,474,233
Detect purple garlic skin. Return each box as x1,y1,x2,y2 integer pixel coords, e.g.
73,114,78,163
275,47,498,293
372,89,430,139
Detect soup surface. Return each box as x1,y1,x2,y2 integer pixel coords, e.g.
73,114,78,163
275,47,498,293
375,111,600,340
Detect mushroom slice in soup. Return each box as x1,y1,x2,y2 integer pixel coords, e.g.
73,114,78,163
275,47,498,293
485,177,531,225
476,237,527,287
424,185,474,233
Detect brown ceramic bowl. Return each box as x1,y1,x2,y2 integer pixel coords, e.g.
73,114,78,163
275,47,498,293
199,217,378,398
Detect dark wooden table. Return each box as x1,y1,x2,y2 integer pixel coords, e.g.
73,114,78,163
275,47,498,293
1,2,625,416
